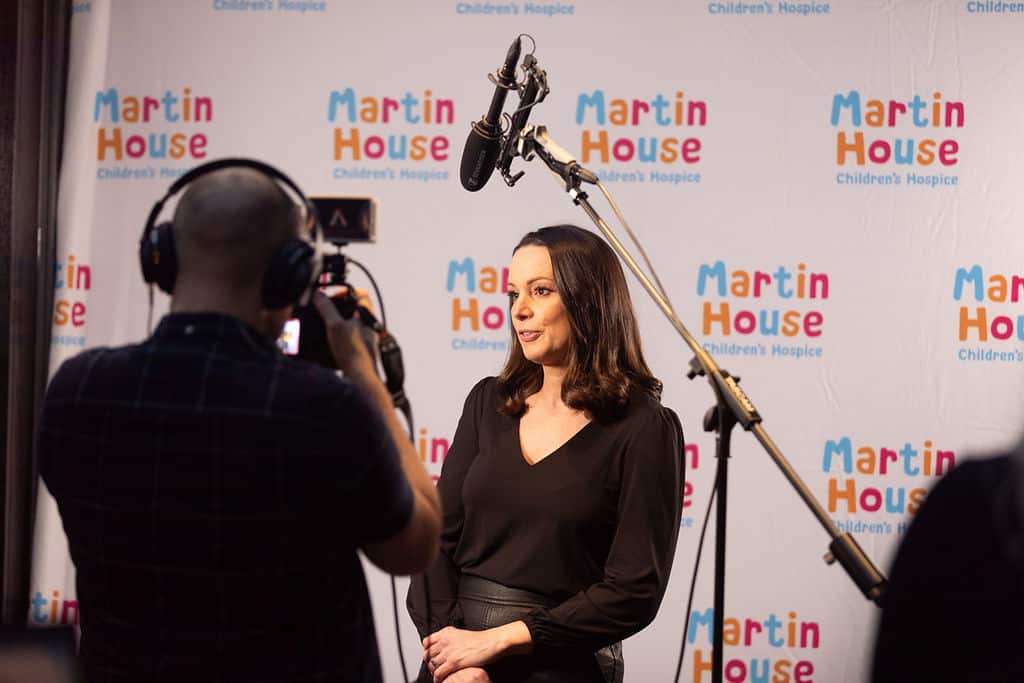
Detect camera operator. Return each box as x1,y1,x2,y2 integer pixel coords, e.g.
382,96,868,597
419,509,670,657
37,164,440,683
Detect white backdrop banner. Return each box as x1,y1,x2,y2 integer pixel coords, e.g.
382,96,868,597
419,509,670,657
30,1,1024,682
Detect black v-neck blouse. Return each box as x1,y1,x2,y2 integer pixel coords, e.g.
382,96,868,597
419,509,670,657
409,376,685,654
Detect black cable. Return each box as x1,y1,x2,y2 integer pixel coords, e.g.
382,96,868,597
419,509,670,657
391,404,417,683
347,258,426,682
146,285,154,334
348,257,387,328
674,466,720,683
392,572,411,683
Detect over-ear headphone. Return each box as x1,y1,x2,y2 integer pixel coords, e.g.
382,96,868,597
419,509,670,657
139,158,324,309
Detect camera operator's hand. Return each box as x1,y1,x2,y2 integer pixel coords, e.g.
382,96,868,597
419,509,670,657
312,289,441,576
312,289,375,376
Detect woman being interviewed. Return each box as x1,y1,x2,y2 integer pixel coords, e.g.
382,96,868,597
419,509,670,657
408,225,685,683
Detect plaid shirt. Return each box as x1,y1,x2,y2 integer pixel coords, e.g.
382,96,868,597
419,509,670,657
39,313,413,683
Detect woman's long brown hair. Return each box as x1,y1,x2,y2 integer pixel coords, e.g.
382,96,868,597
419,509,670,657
496,225,662,422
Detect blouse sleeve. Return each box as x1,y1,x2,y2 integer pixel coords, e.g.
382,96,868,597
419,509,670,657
522,404,684,653
406,377,490,640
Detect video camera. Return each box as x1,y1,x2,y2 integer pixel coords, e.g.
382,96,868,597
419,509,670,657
277,196,378,369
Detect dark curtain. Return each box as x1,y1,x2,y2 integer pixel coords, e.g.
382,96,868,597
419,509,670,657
1,0,69,626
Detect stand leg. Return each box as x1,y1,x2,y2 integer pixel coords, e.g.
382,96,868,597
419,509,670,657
710,407,736,683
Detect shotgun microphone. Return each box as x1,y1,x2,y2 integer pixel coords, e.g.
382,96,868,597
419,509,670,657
459,38,521,191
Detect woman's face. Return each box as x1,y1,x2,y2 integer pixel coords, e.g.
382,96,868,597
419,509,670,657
508,245,572,368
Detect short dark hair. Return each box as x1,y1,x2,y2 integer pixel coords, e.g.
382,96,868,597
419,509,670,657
496,225,662,422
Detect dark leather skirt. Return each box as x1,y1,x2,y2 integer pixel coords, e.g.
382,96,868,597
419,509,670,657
444,574,623,683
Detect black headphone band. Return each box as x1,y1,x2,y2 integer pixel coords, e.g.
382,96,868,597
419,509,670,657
140,157,323,308
146,157,313,233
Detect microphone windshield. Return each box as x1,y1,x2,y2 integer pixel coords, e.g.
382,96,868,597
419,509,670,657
460,121,503,191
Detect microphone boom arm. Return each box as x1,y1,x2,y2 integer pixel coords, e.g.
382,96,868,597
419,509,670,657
519,124,598,189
